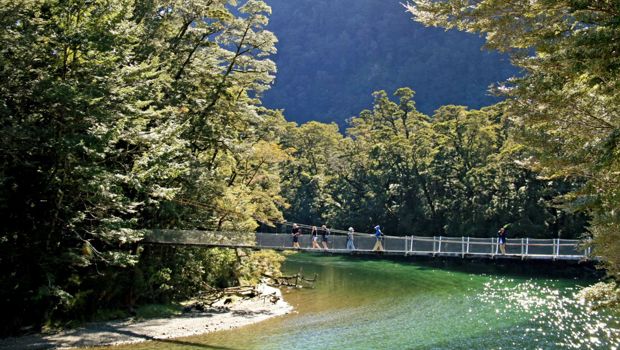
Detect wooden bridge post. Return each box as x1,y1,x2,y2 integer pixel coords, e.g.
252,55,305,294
466,237,470,255
410,235,414,254
525,237,529,257
438,236,442,253
461,236,465,258
404,236,408,255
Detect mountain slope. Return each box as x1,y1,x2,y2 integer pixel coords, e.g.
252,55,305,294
263,0,517,123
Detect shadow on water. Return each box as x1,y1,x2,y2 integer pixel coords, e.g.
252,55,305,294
0,327,239,350
121,337,238,350
294,251,602,280
418,321,550,350
231,309,275,317
89,328,240,350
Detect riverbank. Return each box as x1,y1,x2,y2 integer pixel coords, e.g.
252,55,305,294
148,253,616,350
0,284,292,350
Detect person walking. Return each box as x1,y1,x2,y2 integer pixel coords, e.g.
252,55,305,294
320,224,330,250
311,226,321,249
346,227,356,250
497,225,508,255
372,225,384,252
291,223,301,249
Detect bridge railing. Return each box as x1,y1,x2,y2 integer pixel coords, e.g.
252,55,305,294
254,233,589,260
143,230,591,260
406,236,587,258
144,230,255,246
255,232,410,251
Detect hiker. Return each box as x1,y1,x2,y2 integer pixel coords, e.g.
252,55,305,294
311,226,321,249
346,227,356,250
291,223,301,249
320,225,330,250
372,225,384,252
498,225,508,254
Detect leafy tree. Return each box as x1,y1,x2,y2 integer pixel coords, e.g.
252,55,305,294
283,88,587,239
405,0,620,279
280,121,344,225
0,0,284,334
343,88,437,233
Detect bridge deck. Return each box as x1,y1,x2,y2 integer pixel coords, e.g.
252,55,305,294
142,231,593,262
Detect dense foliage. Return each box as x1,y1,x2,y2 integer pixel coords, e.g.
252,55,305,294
281,88,587,238
405,0,620,280
261,0,516,124
0,0,608,337
0,0,287,335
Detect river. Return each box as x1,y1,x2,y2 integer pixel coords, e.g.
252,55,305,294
111,253,619,349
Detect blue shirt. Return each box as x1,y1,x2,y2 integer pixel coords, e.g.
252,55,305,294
374,227,382,237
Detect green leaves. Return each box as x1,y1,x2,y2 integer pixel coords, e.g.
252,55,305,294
0,0,285,333
281,87,587,239
406,0,620,281
279,121,344,224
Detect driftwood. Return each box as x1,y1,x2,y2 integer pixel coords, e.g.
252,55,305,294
262,268,318,288
184,269,320,313
184,285,261,312
259,291,281,305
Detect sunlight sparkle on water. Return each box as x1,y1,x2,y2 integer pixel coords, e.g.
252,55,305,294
475,278,620,349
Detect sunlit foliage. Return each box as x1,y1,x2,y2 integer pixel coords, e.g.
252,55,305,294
283,88,587,237
0,0,285,334
405,0,620,283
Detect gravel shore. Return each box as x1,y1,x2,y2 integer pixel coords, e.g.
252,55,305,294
0,284,292,349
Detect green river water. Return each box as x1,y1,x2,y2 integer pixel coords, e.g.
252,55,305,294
111,254,619,350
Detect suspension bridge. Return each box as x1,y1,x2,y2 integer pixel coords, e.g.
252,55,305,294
142,225,593,261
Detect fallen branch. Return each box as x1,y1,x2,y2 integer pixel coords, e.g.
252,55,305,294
185,285,261,312
262,268,318,288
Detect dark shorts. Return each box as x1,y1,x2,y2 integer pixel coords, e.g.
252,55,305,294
293,236,299,243
498,237,506,244
321,236,329,243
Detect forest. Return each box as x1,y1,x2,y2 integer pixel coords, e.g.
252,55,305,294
0,0,618,336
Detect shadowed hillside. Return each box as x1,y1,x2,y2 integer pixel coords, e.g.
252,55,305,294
263,0,517,123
